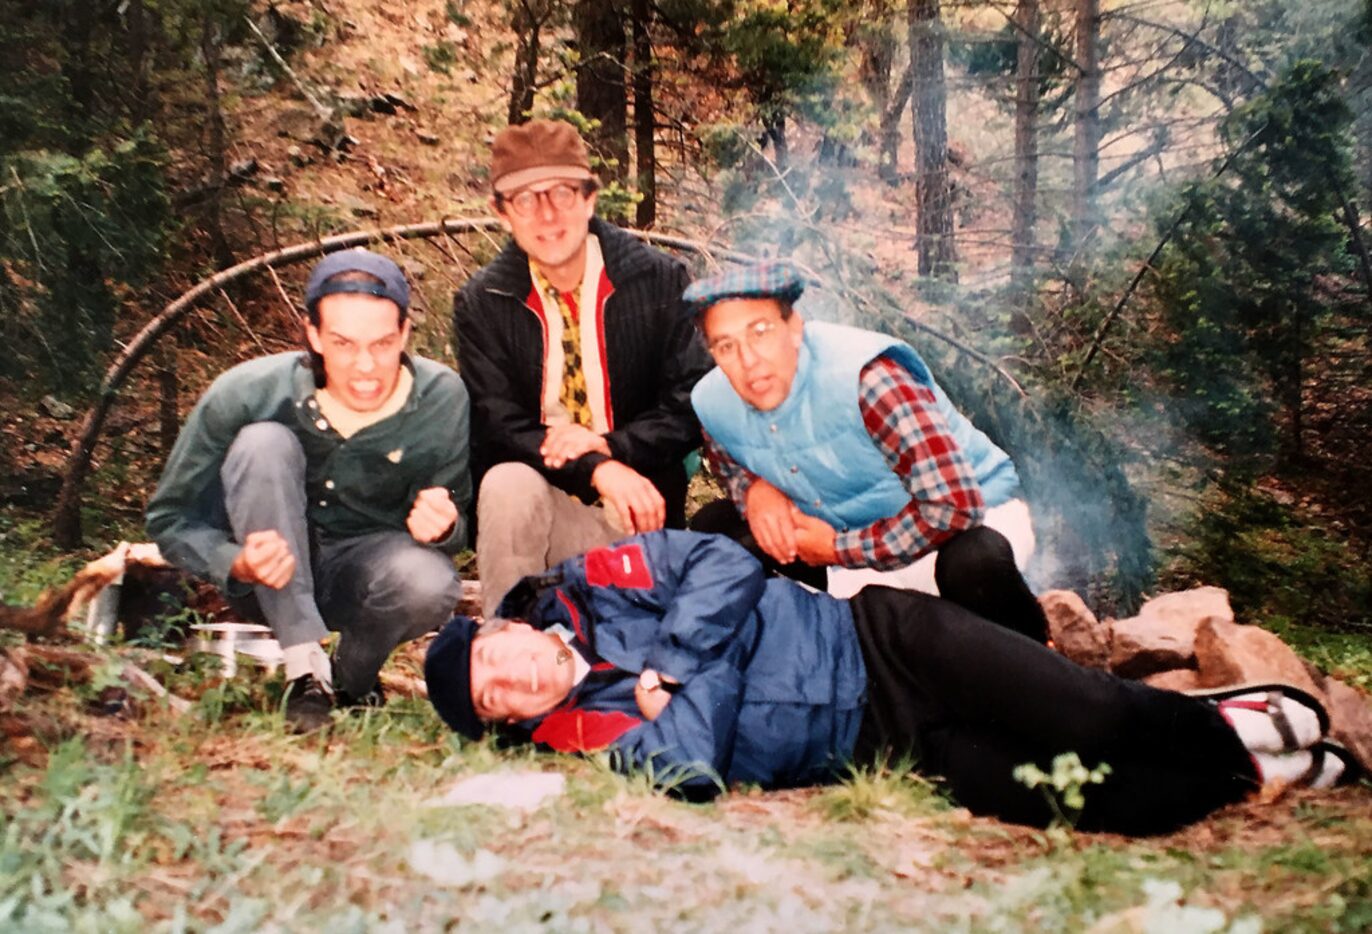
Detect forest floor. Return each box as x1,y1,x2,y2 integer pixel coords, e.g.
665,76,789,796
3,0,1372,929
2,619,1370,932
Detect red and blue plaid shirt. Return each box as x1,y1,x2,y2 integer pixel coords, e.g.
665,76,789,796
703,354,985,569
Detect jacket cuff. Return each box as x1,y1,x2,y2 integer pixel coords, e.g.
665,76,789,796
645,644,702,684
433,515,469,555
569,450,612,492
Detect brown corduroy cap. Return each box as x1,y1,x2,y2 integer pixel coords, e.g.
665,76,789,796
490,120,594,192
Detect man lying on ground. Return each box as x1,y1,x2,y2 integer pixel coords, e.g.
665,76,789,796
147,249,471,732
424,530,1357,835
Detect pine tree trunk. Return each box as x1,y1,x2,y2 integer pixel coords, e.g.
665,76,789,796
1071,0,1102,251
200,11,234,269
631,0,656,228
574,0,629,184
507,1,543,125
909,0,956,281
1011,0,1042,290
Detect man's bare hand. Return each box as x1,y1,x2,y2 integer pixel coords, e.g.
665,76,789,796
541,423,611,470
592,460,666,533
407,487,458,543
792,508,840,566
229,530,296,589
634,669,678,721
745,478,798,564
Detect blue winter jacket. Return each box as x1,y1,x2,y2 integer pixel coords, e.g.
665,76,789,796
496,530,868,797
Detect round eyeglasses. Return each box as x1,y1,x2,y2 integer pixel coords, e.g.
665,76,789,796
498,181,594,218
706,319,787,365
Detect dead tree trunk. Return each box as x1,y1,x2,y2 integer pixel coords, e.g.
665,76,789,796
1011,0,1042,290
1071,0,1102,252
909,0,957,281
631,0,656,227
857,2,913,183
574,0,629,184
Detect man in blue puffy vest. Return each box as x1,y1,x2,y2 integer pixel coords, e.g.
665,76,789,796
685,261,1045,641
424,530,1354,834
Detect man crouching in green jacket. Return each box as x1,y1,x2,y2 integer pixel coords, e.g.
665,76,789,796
147,249,471,732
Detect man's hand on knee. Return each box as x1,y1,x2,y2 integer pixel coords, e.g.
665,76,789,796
592,461,666,533
540,423,611,470
407,487,458,543
745,478,798,564
230,529,296,589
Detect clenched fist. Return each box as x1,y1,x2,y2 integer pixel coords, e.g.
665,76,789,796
229,530,296,589
407,486,458,543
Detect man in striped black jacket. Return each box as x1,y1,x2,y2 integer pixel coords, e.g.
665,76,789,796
452,120,710,619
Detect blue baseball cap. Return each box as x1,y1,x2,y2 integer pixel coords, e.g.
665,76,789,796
304,248,411,316
681,260,806,317
424,615,484,740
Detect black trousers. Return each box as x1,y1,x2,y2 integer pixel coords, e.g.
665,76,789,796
690,497,1049,642
849,586,1259,835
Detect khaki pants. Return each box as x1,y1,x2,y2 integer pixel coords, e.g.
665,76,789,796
476,462,625,618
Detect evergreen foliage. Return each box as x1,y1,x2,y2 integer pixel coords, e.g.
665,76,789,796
1147,61,1358,462
1,137,169,392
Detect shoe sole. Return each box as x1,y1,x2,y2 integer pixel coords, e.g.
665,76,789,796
1185,681,1331,736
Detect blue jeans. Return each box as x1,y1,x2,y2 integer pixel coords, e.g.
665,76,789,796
220,422,461,695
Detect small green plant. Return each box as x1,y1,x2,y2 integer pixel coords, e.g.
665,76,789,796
422,41,459,75
1014,752,1112,835
812,757,944,822
445,1,472,27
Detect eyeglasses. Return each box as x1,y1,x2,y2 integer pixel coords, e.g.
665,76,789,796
497,181,594,218
706,319,787,365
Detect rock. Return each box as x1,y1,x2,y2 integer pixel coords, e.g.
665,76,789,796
39,395,75,420
1137,586,1234,627
336,193,378,218
1142,669,1201,692
1040,590,1110,669
400,259,427,280
371,92,416,115
417,130,441,146
336,93,372,118
1192,617,1325,698
262,176,286,193
1109,615,1201,679
1323,678,1372,773
228,157,259,181
287,145,308,167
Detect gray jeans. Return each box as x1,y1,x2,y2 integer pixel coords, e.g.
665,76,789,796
221,422,461,695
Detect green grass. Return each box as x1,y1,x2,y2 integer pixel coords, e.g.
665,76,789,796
3,499,1371,930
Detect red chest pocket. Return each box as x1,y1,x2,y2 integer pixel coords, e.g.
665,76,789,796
532,709,642,752
584,543,655,590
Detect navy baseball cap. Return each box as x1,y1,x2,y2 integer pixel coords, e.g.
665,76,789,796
681,260,806,317
304,248,411,316
424,615,484,740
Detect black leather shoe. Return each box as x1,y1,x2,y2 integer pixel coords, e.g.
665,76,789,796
284,675,334,733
